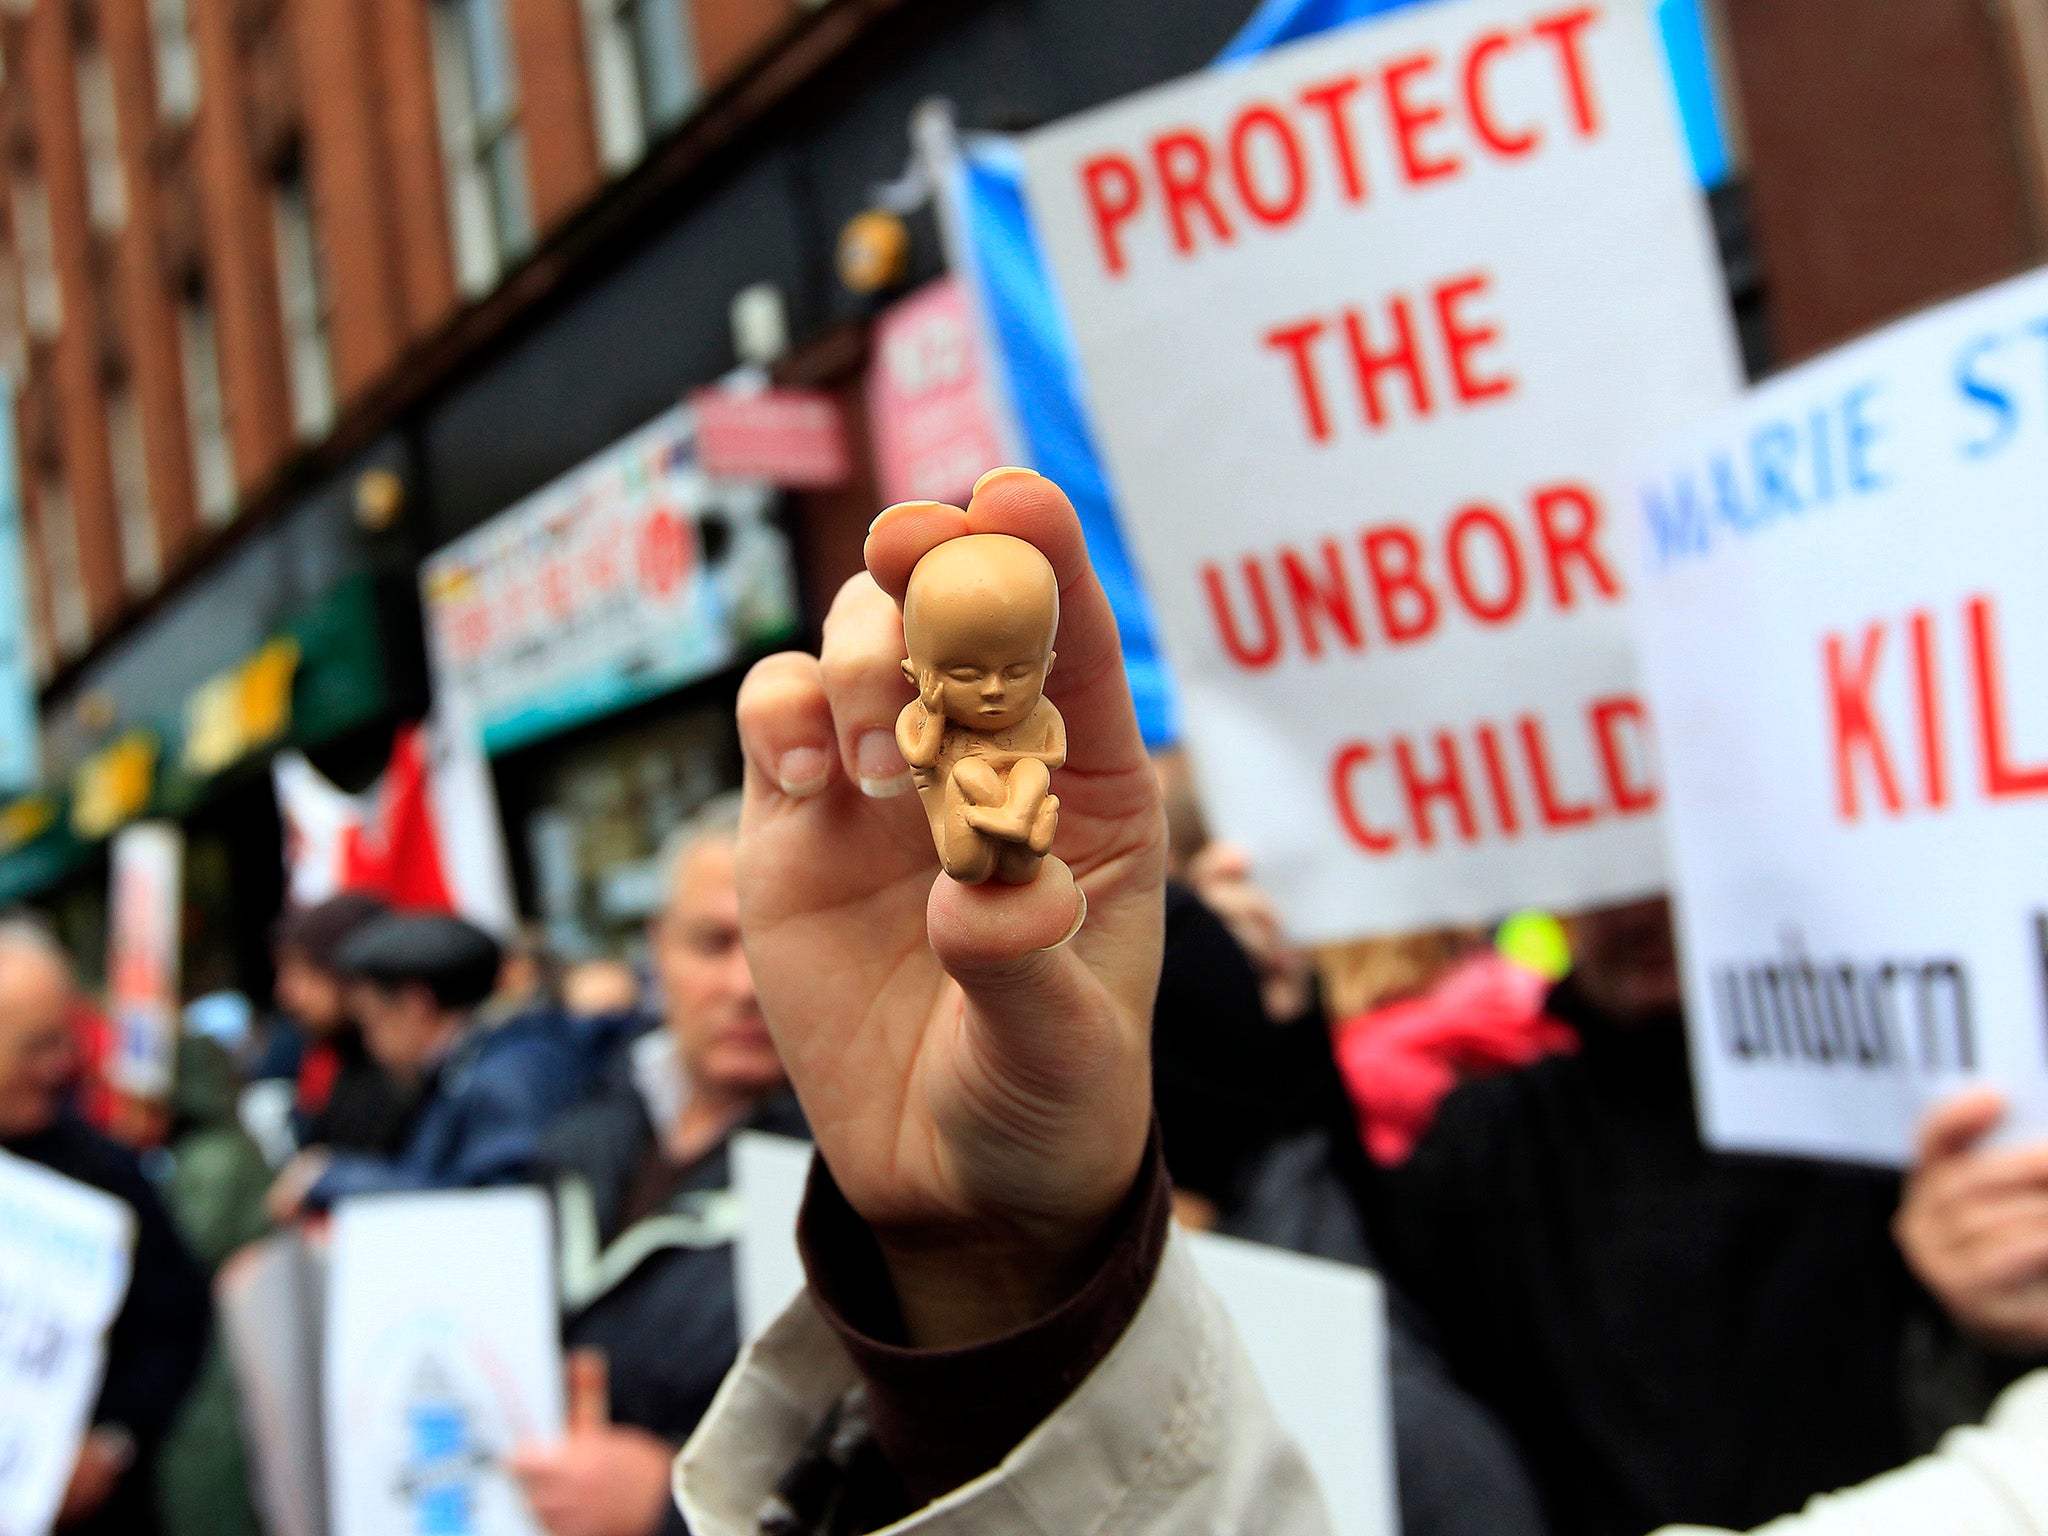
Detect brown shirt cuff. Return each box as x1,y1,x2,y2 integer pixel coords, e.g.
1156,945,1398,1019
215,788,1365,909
796,1125,1173,1507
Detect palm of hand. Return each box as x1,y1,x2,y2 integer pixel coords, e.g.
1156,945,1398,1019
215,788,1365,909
741,740,1161,1235
734,476,1164,1284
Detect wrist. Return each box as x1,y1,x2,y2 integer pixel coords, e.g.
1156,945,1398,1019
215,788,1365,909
872,1211,1117,1349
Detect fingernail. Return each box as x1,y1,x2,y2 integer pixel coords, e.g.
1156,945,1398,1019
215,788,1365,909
1042,889,1087,951
868,500,953,536
776,747,832,798
973,466,1039,496
857,730,912,798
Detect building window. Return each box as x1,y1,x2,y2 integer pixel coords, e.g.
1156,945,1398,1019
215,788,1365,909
105,382,159,594
178,293,235,525
149,0,201,125
0,246,24,378
12,174,62,340
583,0,698,173
271,170,335,441
34,475,90,658
430,0,533,295
76,42,127,235
18,548,54,685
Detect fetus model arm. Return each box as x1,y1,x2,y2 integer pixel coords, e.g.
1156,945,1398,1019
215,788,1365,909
895,665,948,772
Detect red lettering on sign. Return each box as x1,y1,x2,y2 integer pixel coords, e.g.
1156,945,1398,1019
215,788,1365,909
1520,713,1598,828
1264,319,1334,443
1202,559,1284,670
1445,505,1525,624
1297,74,1369,203
1230,104,1309,226
1464,30,1539,156
1476,722,1522,835
1908,608,1948,808
1396,732,1480,846
1279,540,1364,659
1435,272,1516,405
1382,52,1463,185
1154,130,1235,256
1362,526,1439,644
1532,6,1603,137
1590,696,1658,814
1068,10,1608,276
1826,622,1905,822
1332,743,1400,853
1343,298,1434,429
1081,154,1144,276
1967,593,2048,799
1325,699,1659,857
1533,483,1621,605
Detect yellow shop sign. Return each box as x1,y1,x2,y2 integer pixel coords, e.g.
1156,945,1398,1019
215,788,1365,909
72,732,159,840
183,637,301,778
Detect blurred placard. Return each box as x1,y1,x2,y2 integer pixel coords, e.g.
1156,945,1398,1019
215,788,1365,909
0,1149,135,1536
867,277,1006,507
691,387,852,488
421,405,797,756
106,821,183,1100
325,1189,562,1536
219,1232,328,1536
1632,266,2048,1165
1021,0,1740,942
732,1132,1397,1535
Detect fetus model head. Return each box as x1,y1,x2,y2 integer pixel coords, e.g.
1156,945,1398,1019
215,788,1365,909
899,534,1059,733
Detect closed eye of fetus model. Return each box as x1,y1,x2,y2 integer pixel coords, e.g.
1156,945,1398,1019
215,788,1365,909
895,534,1068,885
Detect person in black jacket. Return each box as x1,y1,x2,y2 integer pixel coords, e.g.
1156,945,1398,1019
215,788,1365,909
1370,895,1922,1536
513,793,805,1536
0,920,209,1536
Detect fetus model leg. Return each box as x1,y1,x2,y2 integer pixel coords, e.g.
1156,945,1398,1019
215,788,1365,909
961,758,1056,846
958,757,1059,885
935,766,1002,885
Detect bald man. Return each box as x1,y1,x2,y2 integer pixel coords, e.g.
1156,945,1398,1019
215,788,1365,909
0,920,209,1536
515,794,805,1536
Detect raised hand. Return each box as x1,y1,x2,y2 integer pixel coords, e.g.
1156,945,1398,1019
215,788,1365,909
733,470,1165,1346
1897,1089,2048,1353
509,1349,675,1536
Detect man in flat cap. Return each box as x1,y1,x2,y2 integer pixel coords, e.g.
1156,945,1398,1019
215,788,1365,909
267,912,589,1216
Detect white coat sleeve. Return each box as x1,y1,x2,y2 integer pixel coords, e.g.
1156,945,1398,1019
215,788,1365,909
1658,1372,2048,1536
675,1226,1334,1536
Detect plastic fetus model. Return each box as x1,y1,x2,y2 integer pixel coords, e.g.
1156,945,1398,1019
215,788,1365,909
896,534,1067,885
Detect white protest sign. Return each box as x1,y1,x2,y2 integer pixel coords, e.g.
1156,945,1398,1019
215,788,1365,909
1632,266,2048,1166
0,1149,135,1536
106,821,183,1099
325,1189,562,1536
219,1233,327,1536
732,1133,1398,1535
1021,0,1740,942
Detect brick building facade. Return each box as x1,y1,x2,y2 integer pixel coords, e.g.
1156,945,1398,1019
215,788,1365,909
0,0,803,681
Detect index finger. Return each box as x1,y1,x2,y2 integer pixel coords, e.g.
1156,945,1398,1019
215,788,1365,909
1915,1088,2008,1170
566,1347,609,1430
864,469,1148,779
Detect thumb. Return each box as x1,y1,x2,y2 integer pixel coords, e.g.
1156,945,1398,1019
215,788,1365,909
1916,1088,2007,1170
565,1347,609,1432
926,859,1105,1100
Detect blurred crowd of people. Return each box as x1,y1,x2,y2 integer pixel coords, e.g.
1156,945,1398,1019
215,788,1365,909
3,744,2046,1536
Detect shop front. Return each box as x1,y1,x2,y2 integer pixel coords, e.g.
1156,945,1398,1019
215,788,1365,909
0,440,421,997
420,404,806,961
